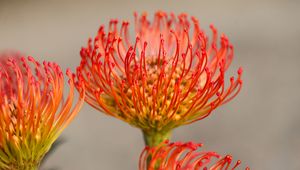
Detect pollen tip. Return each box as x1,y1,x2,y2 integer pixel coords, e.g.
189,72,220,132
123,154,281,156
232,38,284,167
209,24,216,31
225,155,233,161
238,67,243,75
188,142,198,150
59,72,63,77
198,143,203,147
27,56,34,62
66,68,72,77
20,56,26,62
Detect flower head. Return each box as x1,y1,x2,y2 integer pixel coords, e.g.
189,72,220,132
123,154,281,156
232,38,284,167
77,11,242,138
0,54,85,169
139,140,249,170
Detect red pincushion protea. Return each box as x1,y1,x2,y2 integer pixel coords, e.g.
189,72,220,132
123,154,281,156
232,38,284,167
0,54,85,170
139,140,249,170
77,11,242,146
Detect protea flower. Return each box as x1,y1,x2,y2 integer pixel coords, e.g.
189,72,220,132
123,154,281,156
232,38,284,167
139,140,249,170
0,54,85,170
77,11,242,146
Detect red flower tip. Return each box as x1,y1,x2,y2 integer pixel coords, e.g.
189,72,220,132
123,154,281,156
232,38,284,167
238,67,243,75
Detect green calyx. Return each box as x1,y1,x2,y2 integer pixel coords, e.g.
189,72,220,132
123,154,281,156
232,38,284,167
4,161,40,170
142,130,172,147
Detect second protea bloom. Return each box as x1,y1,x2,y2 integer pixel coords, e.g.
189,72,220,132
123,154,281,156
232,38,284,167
0,55,85,170
77,11,242,146
139,140,250,170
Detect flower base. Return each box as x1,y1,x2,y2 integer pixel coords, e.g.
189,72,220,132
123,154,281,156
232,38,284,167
7,162,39,170
142,130,171,147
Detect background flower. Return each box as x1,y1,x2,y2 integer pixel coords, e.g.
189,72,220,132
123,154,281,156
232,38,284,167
139,140,249,170
0,54,85,169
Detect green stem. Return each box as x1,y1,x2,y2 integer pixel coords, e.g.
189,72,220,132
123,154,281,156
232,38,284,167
142,130,172,147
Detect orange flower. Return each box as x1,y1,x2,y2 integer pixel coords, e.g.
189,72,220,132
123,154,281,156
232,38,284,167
0,54,85,170
77,11,242,146
139,140,249,170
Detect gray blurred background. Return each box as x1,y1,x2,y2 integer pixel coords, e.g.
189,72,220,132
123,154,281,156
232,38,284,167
1,0,299,169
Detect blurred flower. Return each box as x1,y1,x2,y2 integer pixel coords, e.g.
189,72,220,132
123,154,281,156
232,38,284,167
0,54,85,170
139,140,249,170
77,11,242,146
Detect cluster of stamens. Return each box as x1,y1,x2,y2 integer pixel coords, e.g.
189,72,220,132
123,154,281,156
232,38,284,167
77,11,242,133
